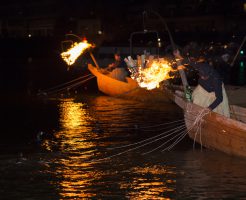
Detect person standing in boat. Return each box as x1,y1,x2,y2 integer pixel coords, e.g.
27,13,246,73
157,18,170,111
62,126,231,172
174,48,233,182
106,52,129,82
173,48,230,118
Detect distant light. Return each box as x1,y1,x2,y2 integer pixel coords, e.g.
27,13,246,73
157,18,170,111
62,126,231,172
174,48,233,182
98,30,102,35
240,50,244,55
28,34,32,38
240,61,244,68
157,38,161,42
244,3,246,12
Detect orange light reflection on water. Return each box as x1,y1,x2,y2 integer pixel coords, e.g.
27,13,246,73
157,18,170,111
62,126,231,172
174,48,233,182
41,98,177,199
42,99,103,199
59,99,91,130
121,166,176,199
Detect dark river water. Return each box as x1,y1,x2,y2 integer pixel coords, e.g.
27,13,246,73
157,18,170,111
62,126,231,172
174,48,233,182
1,93,246,199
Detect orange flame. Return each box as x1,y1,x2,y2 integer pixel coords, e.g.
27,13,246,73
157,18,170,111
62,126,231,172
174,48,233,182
61,40,93,65
132,58,175,90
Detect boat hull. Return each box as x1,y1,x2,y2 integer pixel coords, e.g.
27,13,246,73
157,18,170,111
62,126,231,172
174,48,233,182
165,87,246,158
88,64,170,102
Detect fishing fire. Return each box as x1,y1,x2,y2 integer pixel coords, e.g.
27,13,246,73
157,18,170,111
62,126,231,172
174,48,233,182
125,57,175,90
61,40,94,65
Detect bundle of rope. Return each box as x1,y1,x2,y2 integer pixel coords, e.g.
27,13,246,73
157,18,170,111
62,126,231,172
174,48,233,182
186,106,211,151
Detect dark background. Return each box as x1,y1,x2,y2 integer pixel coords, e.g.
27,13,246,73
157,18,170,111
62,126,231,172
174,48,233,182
0,0,245,95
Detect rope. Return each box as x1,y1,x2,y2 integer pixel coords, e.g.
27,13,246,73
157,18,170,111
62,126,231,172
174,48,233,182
107,122,185,150
142,126,186,155
162,131,187,151
161,114,200,152
89,123,186,163
187,108,210,150
49,76,95,94
38,74,93,95
46,75,95,96
135,119,184,129
84,103,212,164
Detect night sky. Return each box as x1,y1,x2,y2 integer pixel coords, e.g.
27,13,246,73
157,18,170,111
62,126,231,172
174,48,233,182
0,0,245,94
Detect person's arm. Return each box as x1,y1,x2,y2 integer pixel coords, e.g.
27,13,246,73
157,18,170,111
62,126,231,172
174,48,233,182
208,78,223,110
106,62,116,71
173,49,195,68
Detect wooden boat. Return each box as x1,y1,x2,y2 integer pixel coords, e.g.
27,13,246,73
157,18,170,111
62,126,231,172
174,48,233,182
165,86,246,158
88,64,171,102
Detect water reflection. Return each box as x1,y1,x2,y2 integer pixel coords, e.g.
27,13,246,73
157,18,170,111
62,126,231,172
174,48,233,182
1,94,245,199
123,165,176,199
59,99,89,130
42,98,101,198
238,61,245,85
41,97,180,199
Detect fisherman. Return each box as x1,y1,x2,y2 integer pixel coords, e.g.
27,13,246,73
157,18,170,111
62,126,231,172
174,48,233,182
106,51,129,82
107,52,125,71
173,46,230,118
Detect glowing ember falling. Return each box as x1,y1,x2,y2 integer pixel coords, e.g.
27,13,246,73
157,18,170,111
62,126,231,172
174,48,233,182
127,58,175,90
61,40,93,65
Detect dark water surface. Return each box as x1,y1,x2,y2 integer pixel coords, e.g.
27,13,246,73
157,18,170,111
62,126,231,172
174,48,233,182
1,93,246,199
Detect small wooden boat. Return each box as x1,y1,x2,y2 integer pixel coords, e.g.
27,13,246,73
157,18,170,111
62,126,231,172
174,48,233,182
88,64,171,102
165,87,246,158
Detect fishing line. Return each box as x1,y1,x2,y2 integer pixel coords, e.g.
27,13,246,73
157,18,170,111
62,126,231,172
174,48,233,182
161,112,206,152
166,132,188,151
162,127,192,152
107,122,185,150
46,75,95,95
87,109,209,163
142,126,187,155
136,119,184,129
190,108,210,150
38,74,93,94
88,124,186,163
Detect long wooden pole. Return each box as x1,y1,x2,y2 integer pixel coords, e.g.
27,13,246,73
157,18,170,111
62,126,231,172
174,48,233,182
150,10,189,90
89,52,100,69
230,36,246,67
176,60,188,89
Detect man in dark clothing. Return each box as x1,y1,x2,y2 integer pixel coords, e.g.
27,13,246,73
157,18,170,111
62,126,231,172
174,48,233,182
106,53,129,82
107,53,127,71
191,60,223,110
173,49,230,117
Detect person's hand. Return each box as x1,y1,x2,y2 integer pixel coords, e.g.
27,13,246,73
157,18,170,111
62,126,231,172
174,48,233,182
107,63,115,71
108,63,114,68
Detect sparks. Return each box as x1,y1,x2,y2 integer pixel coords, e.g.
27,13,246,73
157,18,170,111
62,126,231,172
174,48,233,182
125,56,175,90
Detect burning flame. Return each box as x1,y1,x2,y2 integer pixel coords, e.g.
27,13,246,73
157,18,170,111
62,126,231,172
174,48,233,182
61,40,93,65
128,58,175,90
